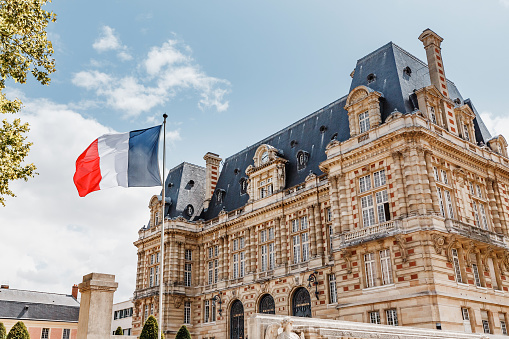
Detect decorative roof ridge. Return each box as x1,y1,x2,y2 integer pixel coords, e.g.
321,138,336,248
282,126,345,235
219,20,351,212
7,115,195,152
222,95,348,162
0,288,74,299
181,161,205,170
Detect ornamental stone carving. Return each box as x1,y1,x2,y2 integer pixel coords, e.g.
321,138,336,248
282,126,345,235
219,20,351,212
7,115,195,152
264,317,304,339
431,234,446,255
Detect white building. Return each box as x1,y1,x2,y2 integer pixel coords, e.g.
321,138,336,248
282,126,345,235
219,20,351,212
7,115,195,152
111,299,133,336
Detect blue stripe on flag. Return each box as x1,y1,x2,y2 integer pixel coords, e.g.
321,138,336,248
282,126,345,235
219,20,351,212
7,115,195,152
127,125,162,187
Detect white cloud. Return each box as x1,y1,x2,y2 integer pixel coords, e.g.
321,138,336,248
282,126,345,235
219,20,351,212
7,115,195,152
92,26,132,61
480,111,509,137
500,0,509,8
0,96,179,302
74,39,230,117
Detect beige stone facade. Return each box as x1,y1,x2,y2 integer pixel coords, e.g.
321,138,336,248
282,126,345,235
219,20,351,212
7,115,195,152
132,29,509,338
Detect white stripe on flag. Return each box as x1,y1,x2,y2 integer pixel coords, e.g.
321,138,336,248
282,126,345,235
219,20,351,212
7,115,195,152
98,132,129,189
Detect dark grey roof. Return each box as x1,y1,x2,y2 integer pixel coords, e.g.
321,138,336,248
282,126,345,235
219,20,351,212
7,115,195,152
199,42,492,220
157,162,205,223
0,288,79,322
464,98,492,144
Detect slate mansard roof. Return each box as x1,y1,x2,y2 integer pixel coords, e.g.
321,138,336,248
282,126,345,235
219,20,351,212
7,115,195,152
158,42,492,222
0,288,80,323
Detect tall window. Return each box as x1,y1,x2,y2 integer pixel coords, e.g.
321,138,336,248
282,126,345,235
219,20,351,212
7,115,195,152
386,309,398,326
434,167,454,219
211,299,216,322
204,300,210,323
185,263,192,287
149,267,154,287
328,274,337,303
148,252,160,288
62,329,70,339
184,301,191,324
364,252,376,288
451,248,463,283
359,169,390,228
207,245,219,284
260,227,275,271
463,124,470,141
359,111,370,133
41,329,49,339
155,266,159,286
369,311,381,324
462,307,471,333
472,260,481,287
429,106,437,124
470,181,489,230
500,314,508,335
185,249,192,261
259,177,273,199
380,249,393,285
291,215,310,264
233,246,245,279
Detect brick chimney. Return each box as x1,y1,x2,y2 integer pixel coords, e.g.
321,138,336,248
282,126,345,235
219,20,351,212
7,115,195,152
418,28,449,97
203,152,221,209
419,29,458,135
72,284,79,299
0,284,9,289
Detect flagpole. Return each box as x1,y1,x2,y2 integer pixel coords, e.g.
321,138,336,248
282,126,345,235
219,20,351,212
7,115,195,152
159,113,167,339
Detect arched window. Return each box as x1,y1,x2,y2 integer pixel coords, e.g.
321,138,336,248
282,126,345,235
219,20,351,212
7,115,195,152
258,294,275,314
230,300,244,339
292,287,311,317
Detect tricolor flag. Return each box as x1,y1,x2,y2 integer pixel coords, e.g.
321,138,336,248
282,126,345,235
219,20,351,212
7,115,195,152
73,125,162,197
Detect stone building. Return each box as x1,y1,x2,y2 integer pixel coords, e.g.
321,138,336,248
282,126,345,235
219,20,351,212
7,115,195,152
132,29,509,338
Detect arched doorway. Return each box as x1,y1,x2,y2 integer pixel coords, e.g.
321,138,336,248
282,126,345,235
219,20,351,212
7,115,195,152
259,294,275,314
292,287,311,317
230,300,244,339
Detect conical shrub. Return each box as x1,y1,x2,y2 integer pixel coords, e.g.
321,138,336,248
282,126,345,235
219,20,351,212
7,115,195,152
140,315,158,339
0,323,6,339
115,326,123,335
6,321,29,339
175,325,191,339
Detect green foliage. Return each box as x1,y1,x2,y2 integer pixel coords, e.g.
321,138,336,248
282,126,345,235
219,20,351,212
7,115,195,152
115,326,123,335
0,322,6,339
6,321,29,339
140,315,158,339
175,325,190,339
0,0,56,206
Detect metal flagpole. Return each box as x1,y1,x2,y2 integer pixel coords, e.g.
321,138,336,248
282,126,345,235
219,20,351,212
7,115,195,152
159,113,168,339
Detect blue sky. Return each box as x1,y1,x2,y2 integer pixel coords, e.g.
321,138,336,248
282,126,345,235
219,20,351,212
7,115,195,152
2,0,509,302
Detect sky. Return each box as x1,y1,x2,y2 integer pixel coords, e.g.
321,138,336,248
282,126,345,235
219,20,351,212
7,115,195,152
2,0,509,303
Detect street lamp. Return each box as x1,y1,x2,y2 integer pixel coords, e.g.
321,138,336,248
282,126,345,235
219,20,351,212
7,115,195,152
307,271,319,300
212,293,223,316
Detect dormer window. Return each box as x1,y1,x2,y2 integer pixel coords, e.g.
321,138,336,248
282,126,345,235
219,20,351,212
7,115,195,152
261,151,269,164
155,212,159,225
429,106,437,125
345,86,383,138
463,124,470,142
259,178,273,199
359,111,370,134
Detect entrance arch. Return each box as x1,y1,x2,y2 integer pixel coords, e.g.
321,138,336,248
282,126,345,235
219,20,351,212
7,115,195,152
258,294,275,314
292,287,311,317
230,299,244,339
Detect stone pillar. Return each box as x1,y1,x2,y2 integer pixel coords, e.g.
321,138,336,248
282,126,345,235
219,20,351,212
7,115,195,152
417,149,433,214
487,179,502,234
197,245,203,286
314,204,324,257
308,205,317,257
494,181,508,235
329,175,342,233
77,273,118,339
275,217,282,265
337,174,349,233
281,217,288,268
424,151,441,215
391,151,408,218
222,235,228,281
250,226,256,274
179,242,185,284
401,148,419,215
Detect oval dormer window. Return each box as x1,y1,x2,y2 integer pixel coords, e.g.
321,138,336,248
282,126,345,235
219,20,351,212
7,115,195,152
185,204,194,217
367,73,376,84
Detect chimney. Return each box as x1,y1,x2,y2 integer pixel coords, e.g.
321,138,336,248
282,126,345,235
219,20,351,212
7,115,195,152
418,28,449,98
72,284,79,299
418,29,458,135
0,284,9,289
203,152,222,209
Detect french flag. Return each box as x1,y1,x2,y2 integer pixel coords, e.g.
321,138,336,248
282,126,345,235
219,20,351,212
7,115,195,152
73,125,162,197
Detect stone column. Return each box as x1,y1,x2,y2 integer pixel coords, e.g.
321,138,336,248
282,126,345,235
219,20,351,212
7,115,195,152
218,237,225,280
281,217,288,268
197,245,203,286
402,148,419,215
391,151,408,218
250,226,256,274
494,181,508,235
424,151,441,215
308,205,317,257
275,217,282,265
77,273,118,339
314,204,324,257
222,235,229,281
418,149,433,214
337,174,349,233
179,242,185,284
487,179,502,234
329,175,342,233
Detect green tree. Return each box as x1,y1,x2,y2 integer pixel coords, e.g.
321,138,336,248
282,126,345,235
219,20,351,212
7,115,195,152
0,0,56,206
140,315,158,339
115,326,123,335
6,321,29,339
175,325,190,339
0,322,6,339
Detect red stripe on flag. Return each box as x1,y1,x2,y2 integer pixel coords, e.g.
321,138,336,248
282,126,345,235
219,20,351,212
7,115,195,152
73,139,102,197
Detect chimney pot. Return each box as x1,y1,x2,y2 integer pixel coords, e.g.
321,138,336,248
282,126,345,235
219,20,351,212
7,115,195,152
0,284,9,289
72,284,79,299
